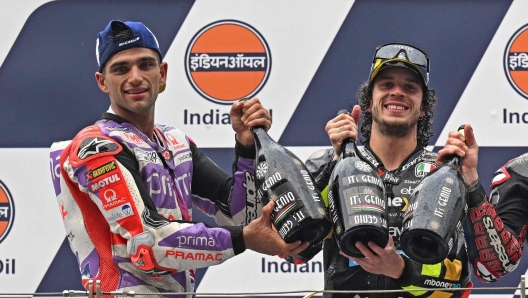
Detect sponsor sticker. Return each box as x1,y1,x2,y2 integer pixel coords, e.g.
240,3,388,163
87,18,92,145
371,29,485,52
98,183,131,211
134,148,160,164
86,161,117,181
105,203,134,223
165,133,187,150
415,162,436,178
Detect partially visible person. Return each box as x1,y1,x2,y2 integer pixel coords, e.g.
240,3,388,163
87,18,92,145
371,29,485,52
49,20,308,297
438,124,526,283
305,43,472,297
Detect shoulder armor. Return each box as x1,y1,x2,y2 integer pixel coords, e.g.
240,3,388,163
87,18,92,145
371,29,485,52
504,154,528,178
69,126,122,167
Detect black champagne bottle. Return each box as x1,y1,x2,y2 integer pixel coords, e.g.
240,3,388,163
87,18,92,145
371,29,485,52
400,125,468,264
328,109,388,258
252,126,332,261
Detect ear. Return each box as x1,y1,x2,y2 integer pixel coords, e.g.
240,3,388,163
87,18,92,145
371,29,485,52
420,99,426,117
95,72,108,93
158,62,168,93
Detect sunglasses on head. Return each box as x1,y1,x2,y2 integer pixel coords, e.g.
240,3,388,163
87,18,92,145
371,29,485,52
371,43,430,86
374,43,429,68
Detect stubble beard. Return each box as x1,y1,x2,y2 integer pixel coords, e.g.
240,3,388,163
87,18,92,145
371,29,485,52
372,108,421,139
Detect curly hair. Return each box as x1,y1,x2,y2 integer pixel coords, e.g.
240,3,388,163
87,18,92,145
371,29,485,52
356,81,437,148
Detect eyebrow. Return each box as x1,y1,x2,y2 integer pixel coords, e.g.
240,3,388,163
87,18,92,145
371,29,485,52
377,74,420,84
108,56,158,69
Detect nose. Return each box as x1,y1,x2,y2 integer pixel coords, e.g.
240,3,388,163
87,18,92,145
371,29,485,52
128,66,142,85
389,84,405,97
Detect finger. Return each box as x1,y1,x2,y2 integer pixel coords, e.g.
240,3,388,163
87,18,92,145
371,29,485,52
367,241,386,256
386,235,396,249
242,106,270,125
339,251,353,259
464,124,477,148
355,241,376,259
261,201,274,225
446,130,465,143
351,105,361,124
230,101,244,117
287,241,310,256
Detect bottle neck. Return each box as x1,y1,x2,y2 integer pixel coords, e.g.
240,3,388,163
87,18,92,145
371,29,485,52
341,138,359,158
252,126,275,149
444,155,461,167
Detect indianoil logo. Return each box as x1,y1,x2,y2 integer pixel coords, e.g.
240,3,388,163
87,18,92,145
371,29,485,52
504,24,528,99
0,180,15,244
185,20,272,105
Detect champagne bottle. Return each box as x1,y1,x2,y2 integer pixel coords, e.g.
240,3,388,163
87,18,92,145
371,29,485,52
252,125,332,261
400,125,468,264
328,109,388,258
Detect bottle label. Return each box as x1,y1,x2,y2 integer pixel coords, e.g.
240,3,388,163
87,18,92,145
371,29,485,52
277,208,308,239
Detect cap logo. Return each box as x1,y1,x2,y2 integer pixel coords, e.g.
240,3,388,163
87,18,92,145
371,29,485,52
504,23,528,99
119,36,140,47
185,20,272,105
397,51,407,59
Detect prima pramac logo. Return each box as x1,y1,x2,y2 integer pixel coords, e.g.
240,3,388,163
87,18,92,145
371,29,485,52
185,20,271,105
504,24,528,99
0,180,15,244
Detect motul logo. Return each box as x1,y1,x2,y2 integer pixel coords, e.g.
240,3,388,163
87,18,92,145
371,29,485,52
166,250,222,261
90,174,121,192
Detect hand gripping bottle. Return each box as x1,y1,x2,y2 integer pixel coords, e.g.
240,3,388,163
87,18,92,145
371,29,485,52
327,109,388,258
400,125,468,264
252,125,332,262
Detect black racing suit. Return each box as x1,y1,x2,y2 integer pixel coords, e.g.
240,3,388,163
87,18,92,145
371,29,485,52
305,145,472,298
464,153,528,283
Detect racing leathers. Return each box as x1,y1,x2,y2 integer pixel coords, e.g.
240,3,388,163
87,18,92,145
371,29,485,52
305,145,472,298
49,113,260,297
464,153,528,283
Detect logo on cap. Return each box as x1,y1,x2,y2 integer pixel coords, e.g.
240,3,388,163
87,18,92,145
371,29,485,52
185,20,272,104
0,180,15,244
504,24,528,99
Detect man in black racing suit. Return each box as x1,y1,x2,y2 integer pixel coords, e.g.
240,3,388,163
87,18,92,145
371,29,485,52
440,124,527,283
304,43,472,298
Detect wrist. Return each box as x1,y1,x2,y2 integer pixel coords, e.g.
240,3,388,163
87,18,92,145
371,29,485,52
462,168,478,186
467,178,480,192
235,136,256,159
387,255,405,279
224,226,246,255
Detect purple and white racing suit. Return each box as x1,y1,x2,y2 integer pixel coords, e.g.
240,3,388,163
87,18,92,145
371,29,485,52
49,113,260,297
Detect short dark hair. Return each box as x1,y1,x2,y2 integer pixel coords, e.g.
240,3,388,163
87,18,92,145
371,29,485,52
356,81,437,148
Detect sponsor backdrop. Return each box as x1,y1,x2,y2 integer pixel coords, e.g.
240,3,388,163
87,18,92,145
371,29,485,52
1,0,528,297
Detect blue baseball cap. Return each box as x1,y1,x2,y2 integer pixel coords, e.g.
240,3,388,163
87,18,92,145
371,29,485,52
96,20,163,73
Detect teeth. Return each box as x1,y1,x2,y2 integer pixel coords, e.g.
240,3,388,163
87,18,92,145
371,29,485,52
386,105,405,110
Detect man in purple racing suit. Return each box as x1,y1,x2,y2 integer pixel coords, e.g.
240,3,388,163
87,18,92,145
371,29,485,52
49,20,308,297
440,125,527,283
